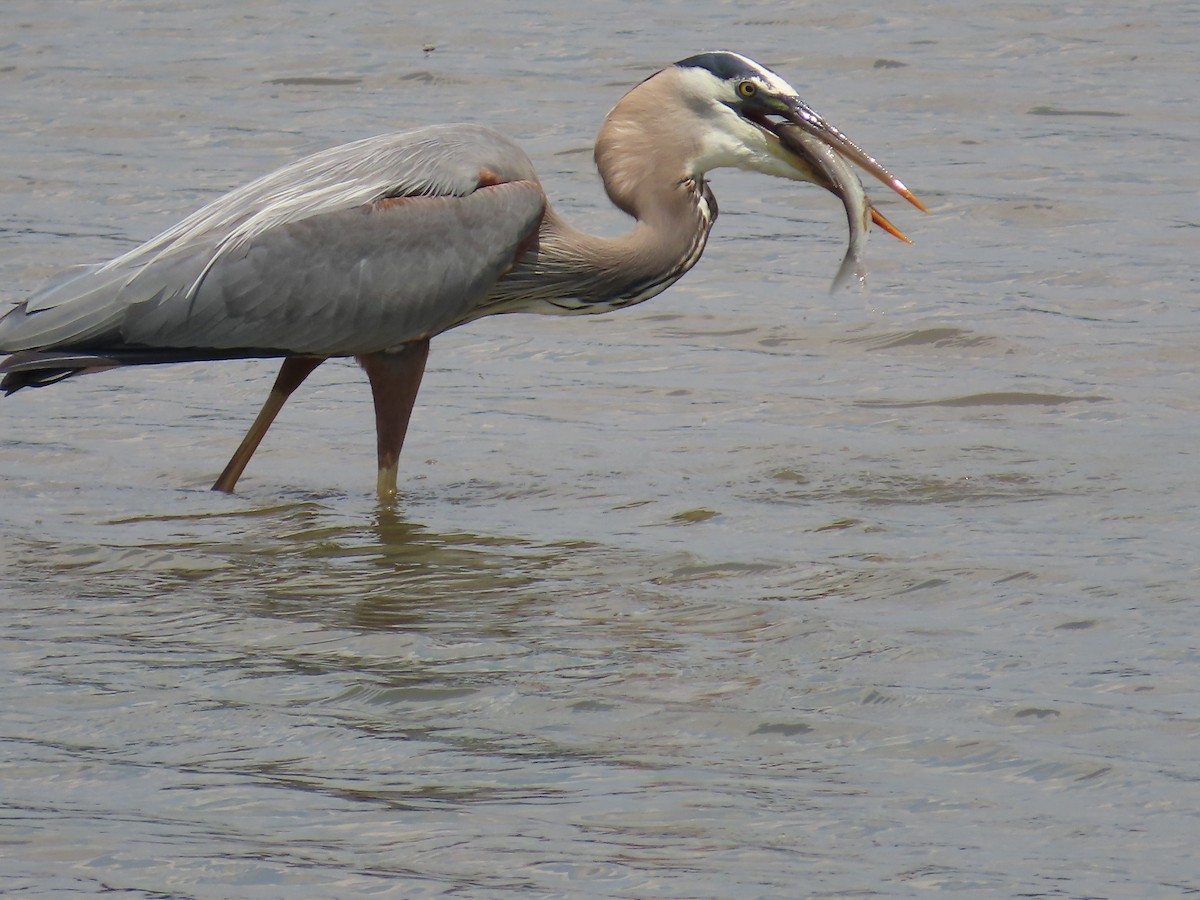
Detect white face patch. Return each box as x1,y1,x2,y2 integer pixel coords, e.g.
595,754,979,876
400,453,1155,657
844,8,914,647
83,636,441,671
671,52,802,120
718,51,800,96
668,54,808,180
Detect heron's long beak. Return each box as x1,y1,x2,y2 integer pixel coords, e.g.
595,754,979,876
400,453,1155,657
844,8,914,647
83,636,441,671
773,98,928,214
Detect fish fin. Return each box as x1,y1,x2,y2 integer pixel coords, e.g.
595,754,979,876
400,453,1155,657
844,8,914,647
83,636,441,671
830,253,868,293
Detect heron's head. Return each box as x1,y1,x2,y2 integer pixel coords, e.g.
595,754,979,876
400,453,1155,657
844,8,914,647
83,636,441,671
597,50,924,216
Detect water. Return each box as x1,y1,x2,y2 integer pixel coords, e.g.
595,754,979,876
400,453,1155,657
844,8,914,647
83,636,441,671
2,1,1198,896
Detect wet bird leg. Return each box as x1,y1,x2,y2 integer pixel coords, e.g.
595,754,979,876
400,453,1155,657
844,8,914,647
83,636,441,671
359,339,431,500
212,355,325,493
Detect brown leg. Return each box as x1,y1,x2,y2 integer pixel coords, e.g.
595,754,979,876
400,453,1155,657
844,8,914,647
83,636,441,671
212,356,325,493
358,340,430,500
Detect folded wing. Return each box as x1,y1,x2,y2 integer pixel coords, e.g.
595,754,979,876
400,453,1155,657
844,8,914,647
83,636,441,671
0,124,546,360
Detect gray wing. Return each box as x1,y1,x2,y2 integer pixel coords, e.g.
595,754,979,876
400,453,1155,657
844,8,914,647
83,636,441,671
0,124,545,356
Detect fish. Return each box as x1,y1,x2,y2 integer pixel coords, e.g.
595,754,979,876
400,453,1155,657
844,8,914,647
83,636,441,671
776,124,914,293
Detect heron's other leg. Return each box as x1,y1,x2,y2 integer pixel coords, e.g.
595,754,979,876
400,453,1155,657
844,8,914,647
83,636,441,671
358,339,431,500
212,356,325,493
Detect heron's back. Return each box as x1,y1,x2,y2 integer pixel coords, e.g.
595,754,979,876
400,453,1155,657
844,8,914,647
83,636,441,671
0,124,545,358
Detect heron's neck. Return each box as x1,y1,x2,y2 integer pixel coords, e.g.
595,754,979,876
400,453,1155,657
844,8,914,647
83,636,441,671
492,112,717,315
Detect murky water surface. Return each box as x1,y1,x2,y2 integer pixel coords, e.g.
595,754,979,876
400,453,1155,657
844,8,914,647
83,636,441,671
2,1,1198,896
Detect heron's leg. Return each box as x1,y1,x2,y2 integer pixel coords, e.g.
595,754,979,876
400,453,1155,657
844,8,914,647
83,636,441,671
358,340,430,500
212,356,325,493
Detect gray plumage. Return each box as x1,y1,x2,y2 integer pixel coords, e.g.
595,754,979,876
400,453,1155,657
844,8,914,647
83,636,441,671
0,126,544,357
0,51,924,495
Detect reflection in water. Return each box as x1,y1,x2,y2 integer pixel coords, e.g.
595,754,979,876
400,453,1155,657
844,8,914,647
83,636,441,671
53,500,576,635
3,442,1196,894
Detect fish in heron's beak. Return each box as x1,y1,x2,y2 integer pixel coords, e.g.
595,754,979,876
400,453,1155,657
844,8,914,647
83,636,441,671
769,98,928,214
749,99,927,291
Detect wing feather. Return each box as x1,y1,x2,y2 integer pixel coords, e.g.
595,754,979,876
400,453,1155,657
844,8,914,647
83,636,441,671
122,182,545,354
0,124,543,356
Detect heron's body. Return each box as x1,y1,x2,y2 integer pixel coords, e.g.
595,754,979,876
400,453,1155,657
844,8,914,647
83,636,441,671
0,52,924,497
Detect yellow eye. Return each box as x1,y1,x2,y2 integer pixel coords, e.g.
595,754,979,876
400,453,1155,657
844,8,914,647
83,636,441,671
737,81,757,99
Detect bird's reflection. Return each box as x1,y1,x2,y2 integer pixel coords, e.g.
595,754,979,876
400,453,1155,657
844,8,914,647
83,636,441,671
14,492,571,638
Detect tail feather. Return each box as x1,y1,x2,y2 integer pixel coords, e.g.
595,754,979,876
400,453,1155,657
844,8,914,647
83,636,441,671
0,351,117,394
1,347,288,395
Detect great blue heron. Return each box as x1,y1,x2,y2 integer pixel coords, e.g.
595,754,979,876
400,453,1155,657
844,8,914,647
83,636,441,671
0,51,925,498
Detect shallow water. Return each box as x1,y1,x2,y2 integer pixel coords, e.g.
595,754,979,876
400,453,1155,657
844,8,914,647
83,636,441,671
2,1,1198,896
